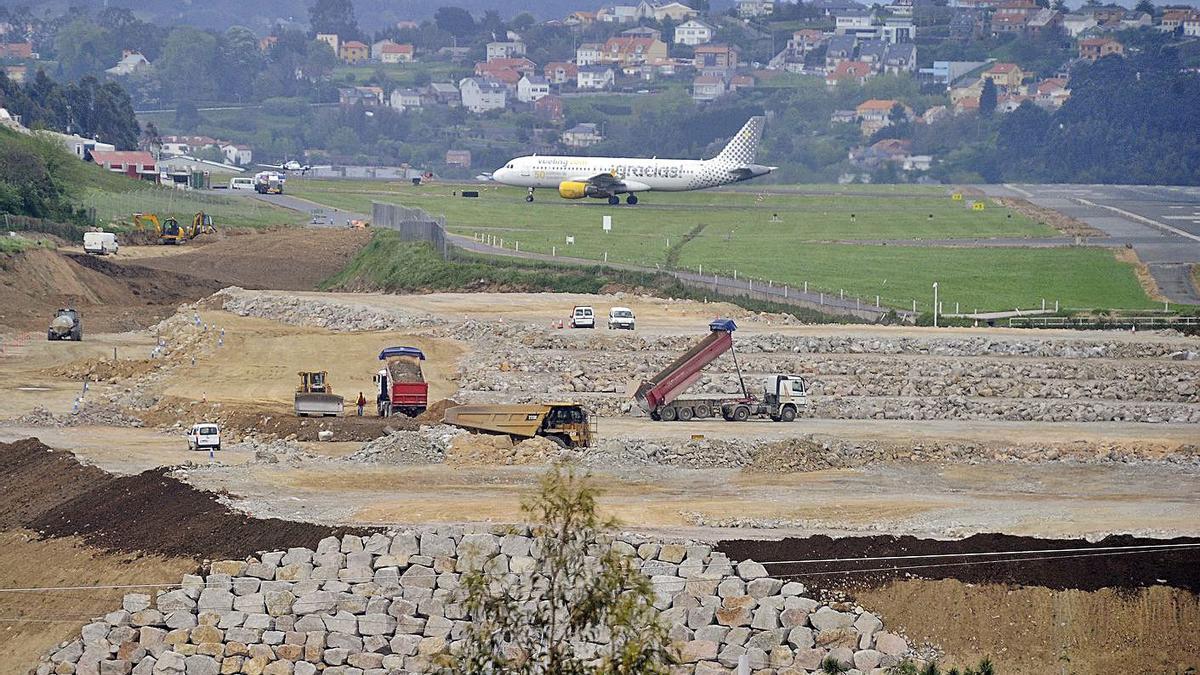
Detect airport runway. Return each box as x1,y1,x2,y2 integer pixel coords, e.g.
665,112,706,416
983,184,1200,304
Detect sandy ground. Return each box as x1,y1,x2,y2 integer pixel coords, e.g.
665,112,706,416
0,530,196,673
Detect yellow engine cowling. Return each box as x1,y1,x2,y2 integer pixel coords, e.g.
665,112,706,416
558,181,590,199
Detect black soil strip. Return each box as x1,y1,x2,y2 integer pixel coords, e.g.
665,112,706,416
2,438,370,559
718,533,1200,594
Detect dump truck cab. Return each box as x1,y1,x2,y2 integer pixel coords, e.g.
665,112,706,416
542,404,592,448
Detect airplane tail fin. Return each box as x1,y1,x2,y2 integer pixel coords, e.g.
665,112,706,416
714,116,765,166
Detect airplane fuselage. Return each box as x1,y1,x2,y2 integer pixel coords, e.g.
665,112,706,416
493,156,747,193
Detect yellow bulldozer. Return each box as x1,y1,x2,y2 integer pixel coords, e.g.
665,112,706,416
295,371,345,417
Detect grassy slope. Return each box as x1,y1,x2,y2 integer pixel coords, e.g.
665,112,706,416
294,179,1154,311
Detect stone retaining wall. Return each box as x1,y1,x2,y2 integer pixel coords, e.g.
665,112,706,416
36,531,911,675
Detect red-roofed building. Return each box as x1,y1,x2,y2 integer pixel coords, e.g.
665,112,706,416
1079,37,1123,62
379,42,414,64
1035,77,1070,108
477,58,535,77
90,151,158,182
543,61,578,85
339,41,368,64
826,60,871,87
601,36,668,66
981,62,1026,90
0,41,33,58
259,36,278,52
534,94,564,121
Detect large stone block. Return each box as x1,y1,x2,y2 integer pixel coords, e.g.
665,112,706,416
786,626,814,650
746,578,783,599
809,607,855,632
400,566,436,589
873,631,908,657
734,560,767,580
292,591,335,615
357,614,396,636
679,640,718,663
196,590,233,613
419,534,455,558
389,634,421,657
854,648,884,671
123,594,151,613
182,654,219,675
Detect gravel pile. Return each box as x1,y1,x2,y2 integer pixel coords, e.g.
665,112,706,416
216,287,444,331
347,425,466,464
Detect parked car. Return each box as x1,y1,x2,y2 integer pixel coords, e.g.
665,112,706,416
571,306,595,328
229,177,255,191
186,422,221,452
608,306,636,330
83,231,118,255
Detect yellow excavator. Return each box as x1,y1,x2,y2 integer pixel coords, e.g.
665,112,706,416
131,212,185,245
187,212,217,239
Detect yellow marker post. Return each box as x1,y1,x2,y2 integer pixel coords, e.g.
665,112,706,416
972,201,985,211
952,193,963,201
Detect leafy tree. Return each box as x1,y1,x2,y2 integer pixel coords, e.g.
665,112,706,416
511,12,537,32
979,77,997,117
217,26,265,103
174,101,204,132
53,18,114,80
435,7,477,39
158,27,219,102
142,121,162,154
1134,0,1155,15
308,0,359,40
441,468,674,674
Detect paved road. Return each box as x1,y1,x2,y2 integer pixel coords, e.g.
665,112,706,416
247,192,369,227
982,184,1200,304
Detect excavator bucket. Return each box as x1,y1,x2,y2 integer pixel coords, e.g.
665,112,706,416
295,371,344,417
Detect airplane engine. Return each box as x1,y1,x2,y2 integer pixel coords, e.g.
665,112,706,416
558,181,591,199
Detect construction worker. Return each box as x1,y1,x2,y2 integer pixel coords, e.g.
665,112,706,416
356,392,366,416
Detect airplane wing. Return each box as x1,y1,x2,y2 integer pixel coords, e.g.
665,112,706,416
257,163,285,169
567,172,651,193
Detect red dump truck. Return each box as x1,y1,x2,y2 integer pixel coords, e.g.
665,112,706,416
633,319,808,422
375,347,429,417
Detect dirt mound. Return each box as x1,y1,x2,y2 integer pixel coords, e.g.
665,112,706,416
718,532,1200,594
416,398,459,423
140,398,418,441
445,433,566,466
130,228,370,291
47,356,158,383
0,438,366,558
386,357,425,382
0,248,220,333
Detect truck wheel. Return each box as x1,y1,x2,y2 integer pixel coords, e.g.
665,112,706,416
733,406,750,422
47,331,55,341
660,407,677,422
780,406,797,422
547,435,569,448
693,404,711,418
677,406,693,421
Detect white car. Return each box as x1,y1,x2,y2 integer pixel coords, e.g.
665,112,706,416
608,307,635,330
229,177,255,191
186,423,221,452
571,306,595,329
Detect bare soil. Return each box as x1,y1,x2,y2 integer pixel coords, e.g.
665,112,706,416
993,196,1106,238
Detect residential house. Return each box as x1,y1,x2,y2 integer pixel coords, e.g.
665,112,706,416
825,35,857,67
487,41,526,61
576,43,603,66
534,94,564,121
653,2,700,21
998,93,1034,113
921,105,949,124
55,133,115,160
316,33,339,56
692,75,727,102
338,86,383,106
577,65,615,90
826,60,872,87
850,138,912,168
1079,37,1123,61
221,144,252,166
622,26,662,40
857,40,888,66
981,62,1025,90
428,82,459,106
90,150,157,182
811,0,868,16
0,41,33,58
729,74,755,91
1119,11,1152,30
479,57,536,75
918,60,988,87
3,64,26,83
543,61,578,85
830,109,859,124
259,36,278,52
160,135,219,157
950,78,983,105
856,98,911,126
597,5,639,23
105,51,150,76
458,77,507,112
1159,8,1192,32
792,29,827,52
564,11,597,26
396,20,419,30
389,88,422,110
1034,78,1070,108
694,44,740,75
1185,13,1200,37
1025,9,1062,37
991,0,1038,33
339,41,369,64
517,75,551,102
674,19,715,46
836,9,876,36
737,0,774,18
881,43,917,74
562,123,604,147
601,37,668,66
1062,13,1097,37
445,150,471,168
377,41,414,64
879,17,916,43
949,10,987,40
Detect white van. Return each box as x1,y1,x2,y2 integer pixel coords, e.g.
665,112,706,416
229,177,255,191
186,423,221,452
82,231,118,255
608,307,635,330
571,306,595,329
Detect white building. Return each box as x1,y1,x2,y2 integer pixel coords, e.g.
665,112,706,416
598,5,640,23
577,66,615,90
458,77,507,113
835,10,875,36
653,2,699,21
105,52,150,77
737,0,774,17
517,75,550,103
220,144,252,166
576,43,603,66
674,19,715,46
1062,13,1098,37
1184,14,1200,37
486,41,526,61
389,88,423,110
562,123,604,147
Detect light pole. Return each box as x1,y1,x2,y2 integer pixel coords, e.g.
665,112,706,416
932,282,939,328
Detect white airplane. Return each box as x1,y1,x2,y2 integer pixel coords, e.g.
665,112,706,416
257,160,329,175
488,116,774,205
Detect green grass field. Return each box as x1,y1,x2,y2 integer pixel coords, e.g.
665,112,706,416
80,184,303,231
289,179,1155,311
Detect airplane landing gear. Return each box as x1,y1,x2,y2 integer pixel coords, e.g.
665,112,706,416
525,188,535,203
626,194,639,205
607,195,620,205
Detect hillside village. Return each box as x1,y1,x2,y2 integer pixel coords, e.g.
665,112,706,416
0,0,1198,181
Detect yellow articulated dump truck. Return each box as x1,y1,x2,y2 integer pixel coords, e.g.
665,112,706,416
443,403,593,449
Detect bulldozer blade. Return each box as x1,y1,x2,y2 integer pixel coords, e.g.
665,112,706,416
294,393,345,417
